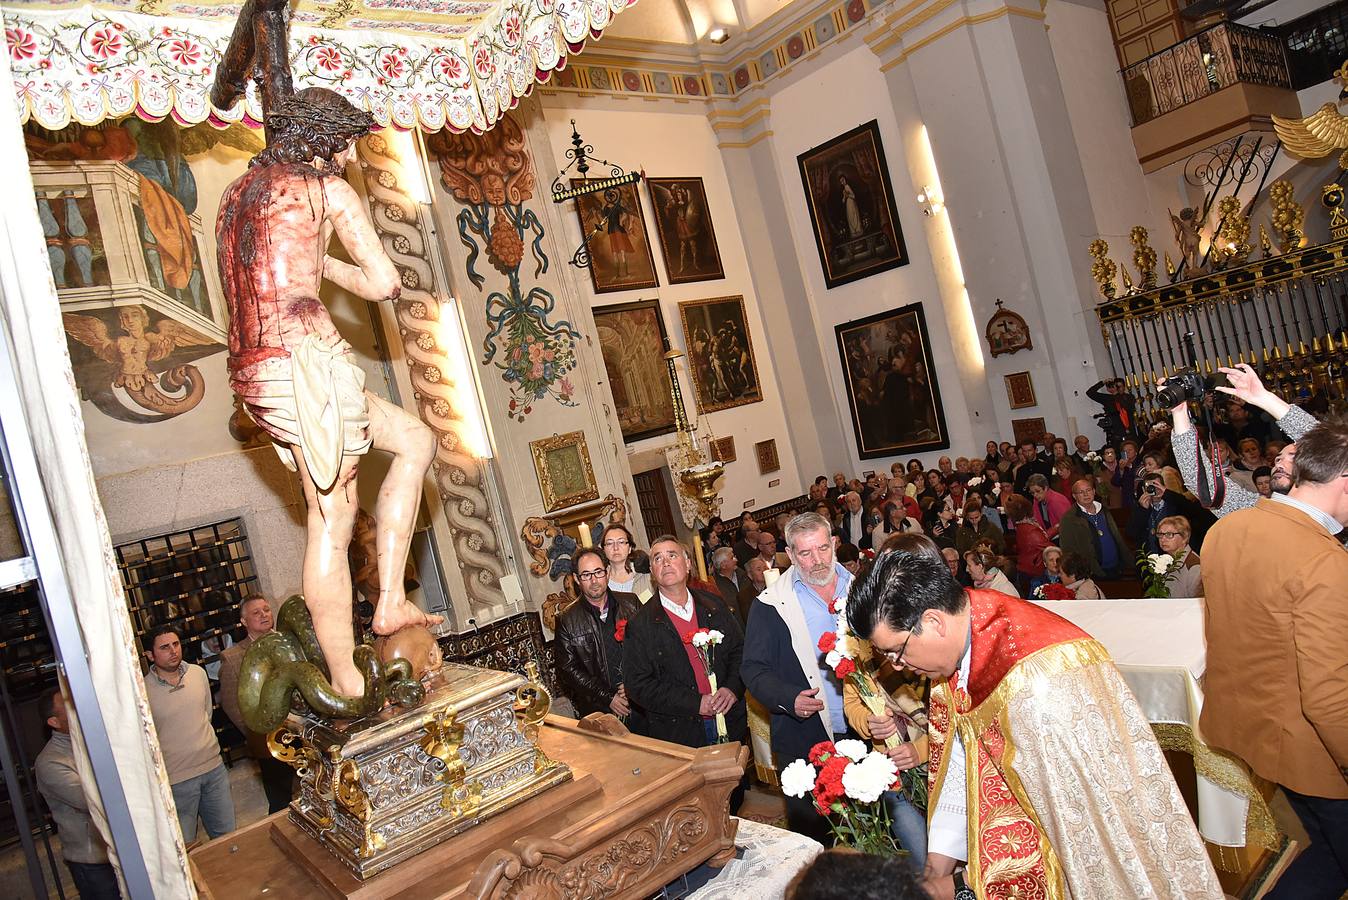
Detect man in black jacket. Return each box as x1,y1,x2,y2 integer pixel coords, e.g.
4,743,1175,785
1087,377,1139,445
624,537,748,765
555,549,641,729
1130,471,1217,554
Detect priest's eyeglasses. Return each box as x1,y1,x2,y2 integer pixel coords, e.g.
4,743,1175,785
884,633,913,667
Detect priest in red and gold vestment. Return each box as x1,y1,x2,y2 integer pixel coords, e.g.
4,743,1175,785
847,549,1222,899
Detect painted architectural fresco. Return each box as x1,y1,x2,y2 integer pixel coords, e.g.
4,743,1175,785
24,118,250,423
426,114,580,423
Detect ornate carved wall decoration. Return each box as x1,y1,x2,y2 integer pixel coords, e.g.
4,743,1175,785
356,133,508,614
437,612,557,697
518,495,630,632
984,299,1032,358
425,115,579,422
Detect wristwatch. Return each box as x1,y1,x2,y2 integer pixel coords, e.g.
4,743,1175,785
953,871,976,900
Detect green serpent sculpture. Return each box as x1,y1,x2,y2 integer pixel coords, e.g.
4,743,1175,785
238,595,426,733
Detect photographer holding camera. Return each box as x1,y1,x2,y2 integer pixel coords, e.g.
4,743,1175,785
1130,471,1216,554
1162,362,1317,517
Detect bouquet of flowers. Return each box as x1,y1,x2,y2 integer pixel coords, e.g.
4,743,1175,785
685,628,727,742
781,740,905,855
966,475,984,488
1137,550,1181,598
1083,450,1101,467
816,596,929,812
1032,583,1075,601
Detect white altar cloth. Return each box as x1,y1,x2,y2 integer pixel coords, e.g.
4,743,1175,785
1032,596,1270,849
689,818,823,899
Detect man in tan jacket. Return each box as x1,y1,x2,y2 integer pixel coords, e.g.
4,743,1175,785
1201,418,1348,898
218,595,293,813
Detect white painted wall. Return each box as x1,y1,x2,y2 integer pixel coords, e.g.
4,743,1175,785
764,44,981,475
539,100,806,513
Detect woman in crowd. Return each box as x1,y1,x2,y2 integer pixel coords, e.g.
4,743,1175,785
1051,458,1078,497
924,500,958,550
1060,551,1105,599
1026,474,1070,540
813,499,838,526
601,524,651,600
1028,546,1064,594
872,502,923,549
1156,515,1203,597
964,549,1019,596
1113,440,1139,509
954,500,1003,554
1098,446,1123,509
1005,493,1051,595
984,440,1001,471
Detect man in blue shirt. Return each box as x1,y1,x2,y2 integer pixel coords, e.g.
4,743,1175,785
742,512,854,842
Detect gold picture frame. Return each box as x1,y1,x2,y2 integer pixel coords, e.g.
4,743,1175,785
755,439,780,474
710,435,736,463
678,295,763,414
1005,371,1036,409
529,431,599,513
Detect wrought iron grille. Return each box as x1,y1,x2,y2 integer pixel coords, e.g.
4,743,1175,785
1123,22,1292,126
1282,0,1348,90
114,519,259,753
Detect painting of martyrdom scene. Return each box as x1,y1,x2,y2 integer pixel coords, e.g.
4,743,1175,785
797,120,908,289
573,180,659,294
835,302,948,459
648,177,725,284
592,299,677,443
678,295,762,414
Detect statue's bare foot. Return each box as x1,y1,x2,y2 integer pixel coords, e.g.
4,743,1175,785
329,660,368,699
372,600,444,636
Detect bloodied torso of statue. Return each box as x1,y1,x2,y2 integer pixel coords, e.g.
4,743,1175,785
217,159,376,487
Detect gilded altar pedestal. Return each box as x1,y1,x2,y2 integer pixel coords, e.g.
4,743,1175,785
275,662,571,880
190,715,748,900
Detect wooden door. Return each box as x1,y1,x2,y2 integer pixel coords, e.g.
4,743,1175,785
633,468,675,545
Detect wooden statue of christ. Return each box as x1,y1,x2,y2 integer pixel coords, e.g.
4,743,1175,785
216,87,443,699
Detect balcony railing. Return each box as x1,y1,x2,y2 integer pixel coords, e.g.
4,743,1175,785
1282,0,1348,91
1123,22,1292,126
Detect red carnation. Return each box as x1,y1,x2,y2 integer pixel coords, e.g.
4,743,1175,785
835,658,856,679
817,631,837,653
808,741,836,765
682,630,695,645
614,619,627,641
1038,583,1075,602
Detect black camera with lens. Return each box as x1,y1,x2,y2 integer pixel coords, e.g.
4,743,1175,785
1155,331,1227,408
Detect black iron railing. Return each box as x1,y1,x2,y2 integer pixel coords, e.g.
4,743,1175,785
1282,0,1348,90
1123,21,1292,126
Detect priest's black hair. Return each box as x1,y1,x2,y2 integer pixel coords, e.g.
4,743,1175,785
787,849,928,899
846,548,966,640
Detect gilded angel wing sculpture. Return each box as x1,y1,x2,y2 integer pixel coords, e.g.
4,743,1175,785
1273,102,1348,168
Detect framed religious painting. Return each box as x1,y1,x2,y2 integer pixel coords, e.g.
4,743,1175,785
1005,371,1036,409
797,120,908,289
678,295,763,414
572,179,659,294
591,299,677,443
530,431,599,512
709,435,736,463
647,177,725,284
835,302,949,459
1012,417,1047,448
755,439,780,474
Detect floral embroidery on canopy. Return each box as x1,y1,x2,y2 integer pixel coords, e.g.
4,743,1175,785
4,0,639,132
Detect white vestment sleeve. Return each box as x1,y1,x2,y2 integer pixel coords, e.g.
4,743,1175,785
927,729,968,861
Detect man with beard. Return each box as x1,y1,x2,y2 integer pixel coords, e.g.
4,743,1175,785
742,512,854,842
1165,364,1315,517
555,548,641,728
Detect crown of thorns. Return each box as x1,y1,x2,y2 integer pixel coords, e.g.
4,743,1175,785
267,90,375,139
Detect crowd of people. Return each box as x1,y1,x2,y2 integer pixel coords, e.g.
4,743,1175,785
33,367,1344,899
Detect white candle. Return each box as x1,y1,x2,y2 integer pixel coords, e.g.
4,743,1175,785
763,567,779,587
579,521,592,548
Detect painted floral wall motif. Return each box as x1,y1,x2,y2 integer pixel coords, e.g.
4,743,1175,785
426,113,578,422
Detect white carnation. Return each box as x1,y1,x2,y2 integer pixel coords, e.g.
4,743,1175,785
840,752,898,803
1148,553,1174,573
780,758,817,798
834,739,868,762
992,484,1002,496
967,476,983,487
825,649,842,669
706,629,724,644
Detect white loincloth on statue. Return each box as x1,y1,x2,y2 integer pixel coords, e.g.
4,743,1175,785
231,333,372,491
